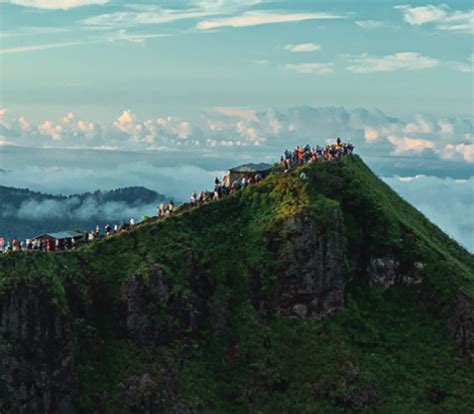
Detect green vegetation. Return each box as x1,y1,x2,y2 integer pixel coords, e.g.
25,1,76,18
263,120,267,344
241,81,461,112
0,156,473,412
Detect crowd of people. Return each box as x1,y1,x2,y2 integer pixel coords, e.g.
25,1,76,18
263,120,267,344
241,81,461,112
156,201,175,217
0,201,177,253
280,138,354,170
1,237,79,253
1,139,354,254
188,171,265,206
186,137,354,206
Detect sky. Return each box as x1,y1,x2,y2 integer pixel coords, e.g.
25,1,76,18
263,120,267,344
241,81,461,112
0,0,473,250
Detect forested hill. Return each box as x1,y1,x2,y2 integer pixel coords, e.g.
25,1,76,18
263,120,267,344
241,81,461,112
0,155,473,413
0,185,168,239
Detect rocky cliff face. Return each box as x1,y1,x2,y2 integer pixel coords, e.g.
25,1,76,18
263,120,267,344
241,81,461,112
0,285,75,413
120,251,214,346
448,292,474,357
366,257,424,290
270,210,346,319
0,210,349,412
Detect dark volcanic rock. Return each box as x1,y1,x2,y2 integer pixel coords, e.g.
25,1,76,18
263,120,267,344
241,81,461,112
448,292,474,357
367,257,424,290
121,265,172,344
367,257,399,290
0,285,75,413
120,254,214,345
270,209,347,319
118,373,162,414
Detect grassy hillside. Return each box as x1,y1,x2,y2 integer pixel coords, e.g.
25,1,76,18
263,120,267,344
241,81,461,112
303,157,473,299
0,156,473,413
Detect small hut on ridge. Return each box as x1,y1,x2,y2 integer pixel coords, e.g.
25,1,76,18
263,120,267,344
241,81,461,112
226,163,273,187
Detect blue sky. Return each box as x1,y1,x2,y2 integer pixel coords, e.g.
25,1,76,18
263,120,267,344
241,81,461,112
0,0,473,250
0,0,473,118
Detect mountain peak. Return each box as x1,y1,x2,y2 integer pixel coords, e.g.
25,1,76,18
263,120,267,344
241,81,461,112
0,155,473,412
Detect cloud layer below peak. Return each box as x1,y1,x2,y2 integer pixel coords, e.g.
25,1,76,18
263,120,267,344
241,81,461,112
1,106,472,167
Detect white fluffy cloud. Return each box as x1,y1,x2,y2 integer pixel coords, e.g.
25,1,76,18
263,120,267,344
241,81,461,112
285,43,321,53
347,52,438,72
1,110,99,145
39,121,63,141
11,0,107,10
387,135,435,154
197,11,343,30
82,6,213,28
396,4,448,25
80,2,343,33
452,54,474,73
1,106,472,164
384,175,474,252
395,4,474,34
441,143,474,163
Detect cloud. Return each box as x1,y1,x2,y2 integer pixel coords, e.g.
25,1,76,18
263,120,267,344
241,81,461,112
104,30,170,43
395,4,448,25
364,127,380,142
0,156,224,202
395,4,473,34
81,0,270,30
0,41,82,54
1,145,472,251
0,110,100,145
403,115,432,134
452,54,474,73
285,43,321,53
39,120,63,141
194,0,265,11
387,135,435,154
214,107,258,121
197,11,344,30
11,197,159,222
441,143,474,163
453,62,473,73
1,106,472,166
82,6,214,28
285,63,333,74
355,20,383,29
438,10,474,34
347,52,438,73
113,110,135,133
384,175,474,252
11,0,107,10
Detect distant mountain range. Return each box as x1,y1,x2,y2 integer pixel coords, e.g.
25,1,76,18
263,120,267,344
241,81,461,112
0,185,169,240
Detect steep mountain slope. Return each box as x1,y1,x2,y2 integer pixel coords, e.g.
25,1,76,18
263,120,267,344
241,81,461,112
0,186,169,240
0,156,473,413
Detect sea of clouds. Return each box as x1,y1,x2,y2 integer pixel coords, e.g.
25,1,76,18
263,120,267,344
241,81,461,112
0,106,472,251
1,106,472,164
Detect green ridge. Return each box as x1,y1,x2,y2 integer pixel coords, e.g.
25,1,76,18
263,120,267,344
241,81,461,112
0,155,473,413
